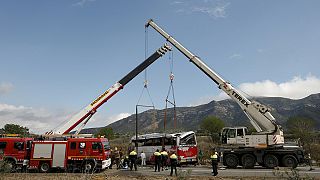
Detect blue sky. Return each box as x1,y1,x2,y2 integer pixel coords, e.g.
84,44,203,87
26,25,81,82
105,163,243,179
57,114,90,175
1,0,320,134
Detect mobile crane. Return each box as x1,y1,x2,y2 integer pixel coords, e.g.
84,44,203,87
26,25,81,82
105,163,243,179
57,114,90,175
46,44,171,135
1,44,171,173
146,19,305,169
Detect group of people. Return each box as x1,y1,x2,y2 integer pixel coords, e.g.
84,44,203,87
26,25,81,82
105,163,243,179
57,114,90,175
110,146,219,177
153,148,178,176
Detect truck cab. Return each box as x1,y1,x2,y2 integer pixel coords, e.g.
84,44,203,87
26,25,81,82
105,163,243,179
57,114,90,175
221,127,247,145
0,137,33,171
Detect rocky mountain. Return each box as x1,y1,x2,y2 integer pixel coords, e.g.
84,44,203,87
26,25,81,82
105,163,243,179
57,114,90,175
81,93,320,134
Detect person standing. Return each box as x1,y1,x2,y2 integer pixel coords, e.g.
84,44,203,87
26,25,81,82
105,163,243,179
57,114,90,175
161,148,168,170
154,149,161,172
114,147,121,169
211,151,219,176
140,151,146,167
169,151,178,176
129,149,138,171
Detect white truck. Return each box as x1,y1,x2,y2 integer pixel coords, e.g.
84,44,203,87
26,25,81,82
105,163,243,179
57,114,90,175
146,19,306,169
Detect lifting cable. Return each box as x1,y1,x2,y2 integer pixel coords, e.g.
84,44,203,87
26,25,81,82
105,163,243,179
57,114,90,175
164,50,177,131
134,27,158,151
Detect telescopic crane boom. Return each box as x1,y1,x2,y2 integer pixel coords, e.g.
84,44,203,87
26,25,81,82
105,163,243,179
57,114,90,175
46,44,171,135
145,19,282,137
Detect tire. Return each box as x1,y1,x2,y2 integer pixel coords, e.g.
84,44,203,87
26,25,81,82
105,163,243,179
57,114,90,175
5,159,16,172
39,162,50,173
264,154,278,169
241,154,256,169
282,155,298,169
82,161,96,173
224,154,239,168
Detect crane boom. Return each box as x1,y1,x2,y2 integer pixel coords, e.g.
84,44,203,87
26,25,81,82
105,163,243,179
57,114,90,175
46,44,171,135
146,19,281,135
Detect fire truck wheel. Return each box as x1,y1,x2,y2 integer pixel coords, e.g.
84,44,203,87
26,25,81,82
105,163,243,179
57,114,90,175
224,154,239,168
82,161,95,173
264,154,278,169
282,155,298,168
5,159,16,172
39,162,50,173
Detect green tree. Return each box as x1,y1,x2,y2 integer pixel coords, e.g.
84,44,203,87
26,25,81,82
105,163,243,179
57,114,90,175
200,116,224,143
95,127,114,140
286,116,316,149
2,124,29,136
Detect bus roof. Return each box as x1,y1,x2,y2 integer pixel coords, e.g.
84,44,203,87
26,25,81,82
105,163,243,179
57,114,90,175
131,131,195,141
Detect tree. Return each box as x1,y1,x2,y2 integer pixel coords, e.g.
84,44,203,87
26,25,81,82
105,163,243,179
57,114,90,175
2,124,29,136
286,116,316,149
95,127,114,140
200,116,225,143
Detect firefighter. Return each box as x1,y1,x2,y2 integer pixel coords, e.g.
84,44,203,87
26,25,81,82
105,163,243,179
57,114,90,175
169,151,178,176
211,151,219,176
154,149,161,172
161,147,168,170
114,147,121,169
129,149,137,171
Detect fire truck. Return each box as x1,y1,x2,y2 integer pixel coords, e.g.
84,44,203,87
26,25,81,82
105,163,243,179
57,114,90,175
145,19,306,168
0,44,171,172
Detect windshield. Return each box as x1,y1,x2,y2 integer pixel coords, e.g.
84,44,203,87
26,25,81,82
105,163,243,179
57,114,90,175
102,141,110,150
179,134,196,146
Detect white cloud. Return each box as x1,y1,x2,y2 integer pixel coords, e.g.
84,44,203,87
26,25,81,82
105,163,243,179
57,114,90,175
0,104,68,134
229,53,242,59
0,103,131,134
213,75,320,100
172,0,230,19
192,2,230,18
0,82,13,95
72,0,96,7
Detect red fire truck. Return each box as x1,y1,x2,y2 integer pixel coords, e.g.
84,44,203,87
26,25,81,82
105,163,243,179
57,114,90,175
28,137,110,173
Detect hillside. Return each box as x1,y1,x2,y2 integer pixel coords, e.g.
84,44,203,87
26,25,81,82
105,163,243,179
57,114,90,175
81,93,320,134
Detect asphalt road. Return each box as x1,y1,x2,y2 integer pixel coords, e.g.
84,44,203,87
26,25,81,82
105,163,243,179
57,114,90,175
119,165,320,179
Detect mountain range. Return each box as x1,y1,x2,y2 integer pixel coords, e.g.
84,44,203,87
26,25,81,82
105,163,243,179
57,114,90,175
81,93,320,134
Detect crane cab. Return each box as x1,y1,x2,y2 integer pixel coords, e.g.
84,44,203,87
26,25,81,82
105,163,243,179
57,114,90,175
220,127,248,145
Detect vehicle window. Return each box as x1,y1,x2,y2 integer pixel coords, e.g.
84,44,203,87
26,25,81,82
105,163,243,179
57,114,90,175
79,142,86,149
102,141,110,150
144,139,153,146
228,129,236,138
92,142,102,150
237,129,244,136
180,134,196,146
14,142,24,151
0,142,7,149
70,142,76,150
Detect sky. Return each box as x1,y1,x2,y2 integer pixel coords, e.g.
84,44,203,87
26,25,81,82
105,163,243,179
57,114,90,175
1,0,320,134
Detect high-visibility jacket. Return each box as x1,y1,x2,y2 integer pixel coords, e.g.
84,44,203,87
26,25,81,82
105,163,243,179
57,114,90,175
130,150,137,156
210,154,218,160
170,154,177,159
161,151,168,156
154,151,161,156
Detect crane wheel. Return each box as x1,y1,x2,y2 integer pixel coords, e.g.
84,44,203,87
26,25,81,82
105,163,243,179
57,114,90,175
264,154,278,169
241,154,256,169
224,154,239,168
282,155,298,169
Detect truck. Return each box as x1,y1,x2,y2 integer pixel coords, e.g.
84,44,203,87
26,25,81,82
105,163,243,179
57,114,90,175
0,44,171,172
145,19,306,169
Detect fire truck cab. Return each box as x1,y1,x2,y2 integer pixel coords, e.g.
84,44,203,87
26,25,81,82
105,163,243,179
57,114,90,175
28,137,111,173
0,137,33,171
